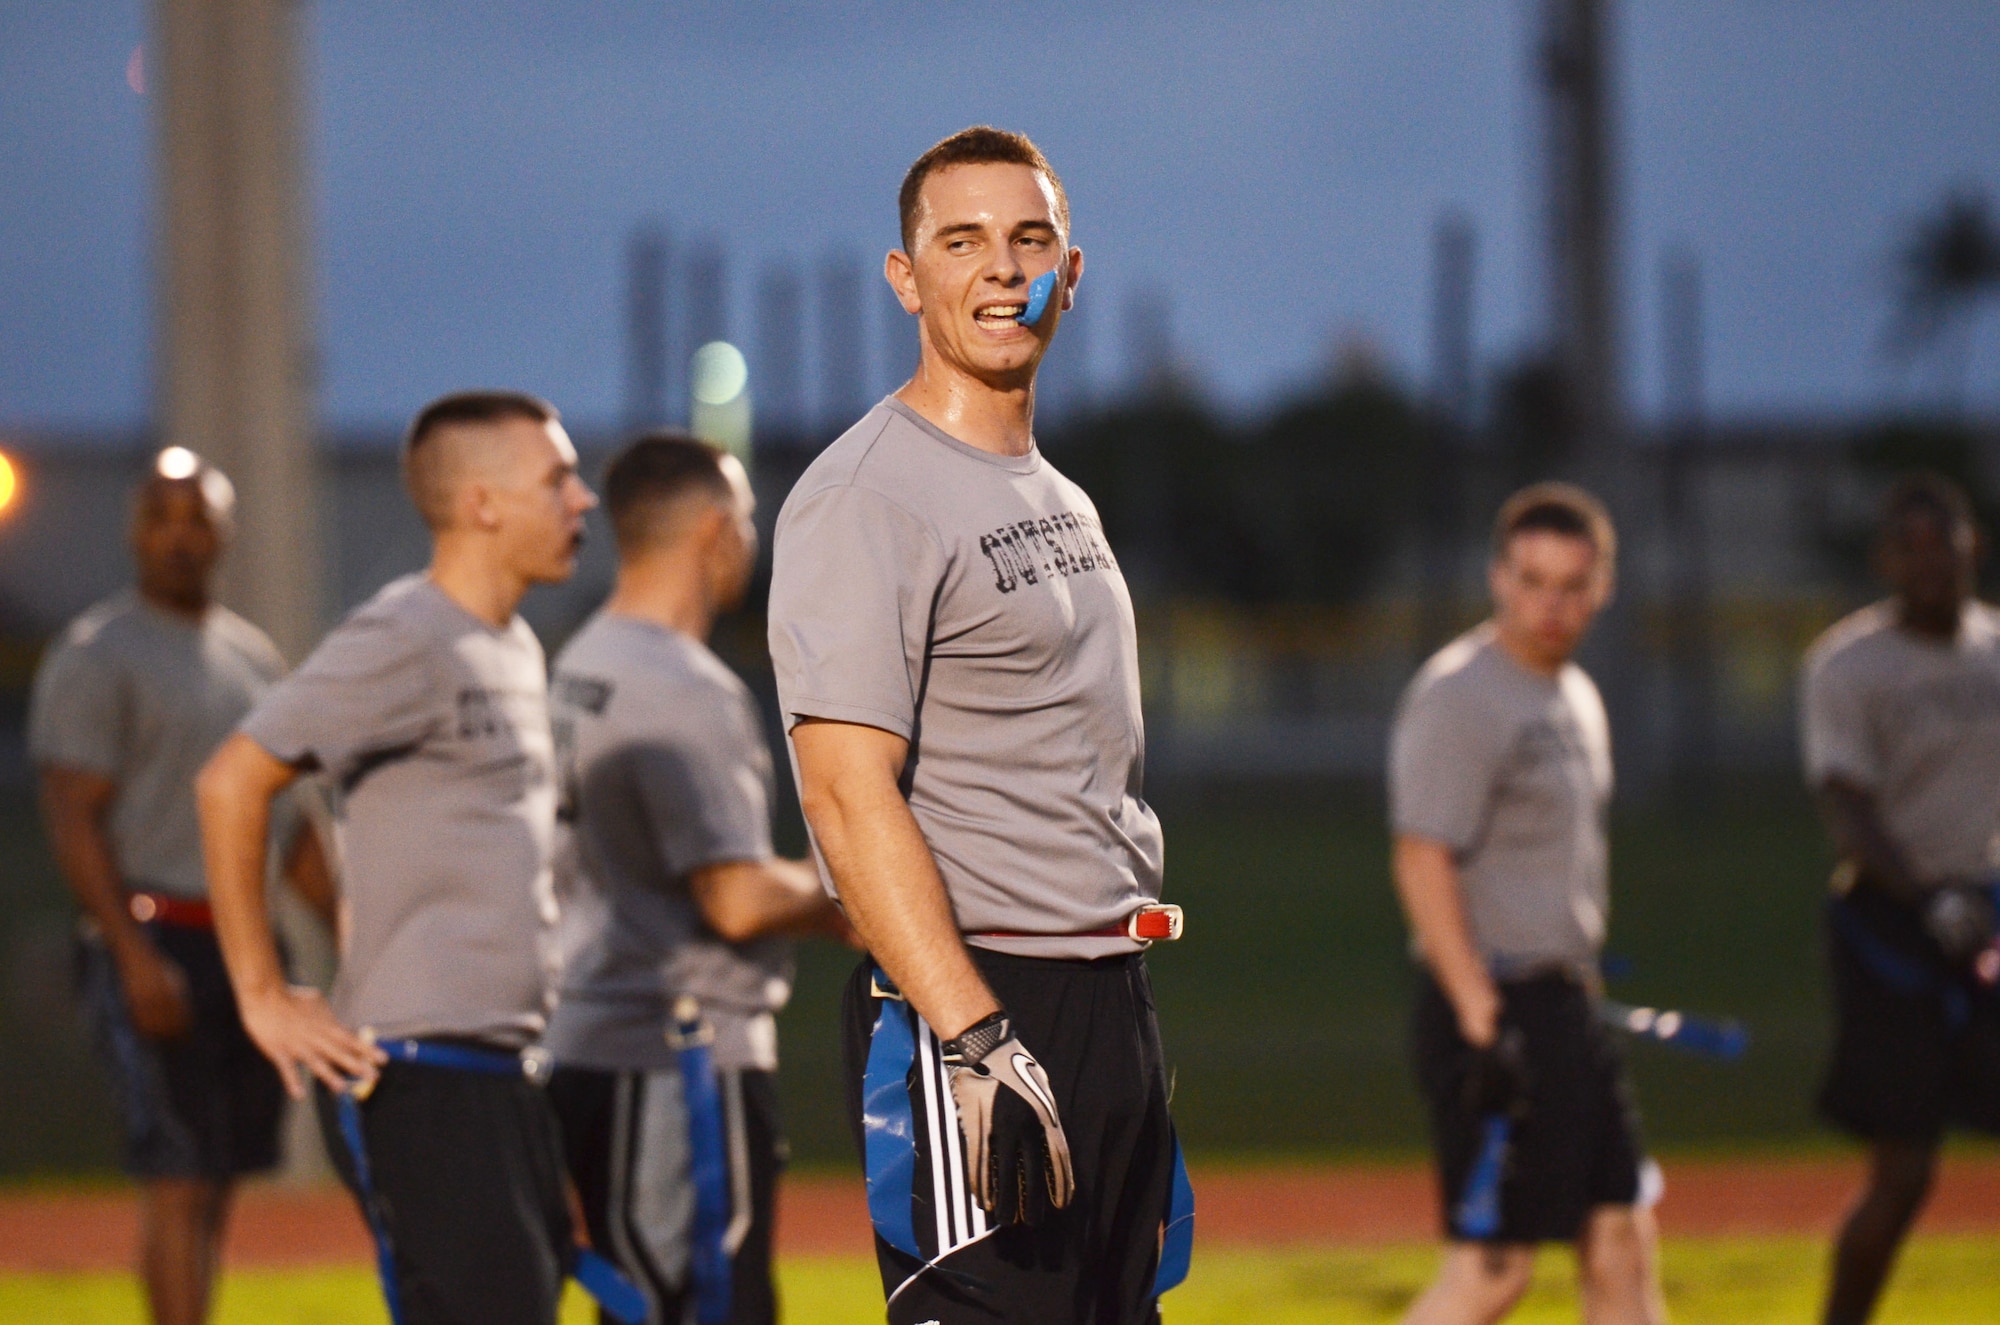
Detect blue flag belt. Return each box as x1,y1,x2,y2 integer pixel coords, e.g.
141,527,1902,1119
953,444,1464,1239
861,968,1194,1298
668,1000,737,1325
1828,895,1996,1031
333,1037,647,1325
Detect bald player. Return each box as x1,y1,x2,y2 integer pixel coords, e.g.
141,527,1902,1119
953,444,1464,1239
1389,484,1664,1325
1801,475,2000,1325
197,390,597,1325
31,450,331,1325
544,433,851,1325
770,127,1186,1325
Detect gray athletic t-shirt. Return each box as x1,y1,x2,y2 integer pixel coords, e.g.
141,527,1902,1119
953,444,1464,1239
768,397,1164,960
240,575,560,1048
1801,601,2000,886
29,593,287,898
543,613,791,1074
1389,624,1614,974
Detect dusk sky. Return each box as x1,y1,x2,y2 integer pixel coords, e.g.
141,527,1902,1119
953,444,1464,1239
4,1,1999,435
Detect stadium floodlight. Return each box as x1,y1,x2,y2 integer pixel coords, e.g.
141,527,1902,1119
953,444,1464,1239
690,340,753,468
0,449,18,518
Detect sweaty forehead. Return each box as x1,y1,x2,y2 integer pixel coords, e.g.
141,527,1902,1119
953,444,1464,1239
912,162,1063,244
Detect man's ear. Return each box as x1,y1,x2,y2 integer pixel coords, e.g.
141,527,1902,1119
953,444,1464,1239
1061,247,1083,312
885,249,921,316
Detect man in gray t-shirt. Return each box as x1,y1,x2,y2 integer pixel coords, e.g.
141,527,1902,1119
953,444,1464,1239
198,391,597,1325
1797,476,2000,1325
770,128,1180,1324
544,434,847,1325
31,452,330,1325
1389,485,1663,1325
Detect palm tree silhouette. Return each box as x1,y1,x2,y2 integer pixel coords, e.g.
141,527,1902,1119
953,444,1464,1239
1888,189,2000,413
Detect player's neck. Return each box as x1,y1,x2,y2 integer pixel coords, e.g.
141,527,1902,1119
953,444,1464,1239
1896,597,1964,642
426,538,529,629
896,357,1037,458
604,556,713,643
136,583,209,623
1491,622,1568,679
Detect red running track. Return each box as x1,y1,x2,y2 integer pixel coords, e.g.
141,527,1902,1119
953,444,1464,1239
0,1156,1995,1272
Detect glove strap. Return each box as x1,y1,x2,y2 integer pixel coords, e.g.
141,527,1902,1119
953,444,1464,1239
940,1012,1012,1067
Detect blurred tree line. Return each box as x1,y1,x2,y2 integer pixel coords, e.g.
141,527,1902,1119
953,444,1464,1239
1044,366,1431,604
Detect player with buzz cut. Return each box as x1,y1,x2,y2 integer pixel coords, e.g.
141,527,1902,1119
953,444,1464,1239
542,432,854,1325
31,449,334,1325
196,390,601,1325
1800,475,2000,1325
1389,484,1666,1325
767,126,1192,1325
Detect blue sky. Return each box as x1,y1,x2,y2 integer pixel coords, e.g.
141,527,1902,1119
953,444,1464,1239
3,1,1998,434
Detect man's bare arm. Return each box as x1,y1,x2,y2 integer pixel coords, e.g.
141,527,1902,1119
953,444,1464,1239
688,856,857,945
1392,834,1501,1047
197,733,382,1098
1818,776,1923,902
791,718,997,1038
37,764,192,1039
283,820,340,933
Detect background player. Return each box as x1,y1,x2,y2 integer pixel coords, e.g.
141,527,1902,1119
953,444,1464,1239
1388,483,1665,1325
769,126,1182,1325
544,433,851,1325
29,449,332,1325
196,391,596,1325
1799,475,2000,1325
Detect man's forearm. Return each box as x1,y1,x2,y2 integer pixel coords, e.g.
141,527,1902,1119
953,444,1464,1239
196,734,296,1000
1393,835,1500,1044
37,771,149,960
794,722,998,1039
1819,779,1923,901
690,857,843,943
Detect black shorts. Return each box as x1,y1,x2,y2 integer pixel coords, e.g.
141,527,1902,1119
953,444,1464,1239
548,1063,784,1325
1820,890,2000,1143
841,950,1178,1325
315,1056,574,1325
1413,972,1646,1244
74,923,286,1181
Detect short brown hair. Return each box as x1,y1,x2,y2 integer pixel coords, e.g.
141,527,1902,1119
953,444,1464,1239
1881,471,1974,539
1491,481,1617,573
602,431,734,554
898,126,1069,253
401,389,557,529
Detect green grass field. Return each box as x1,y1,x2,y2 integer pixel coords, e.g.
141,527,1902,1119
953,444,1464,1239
0,778,1846,1171
5,1237,1998,1323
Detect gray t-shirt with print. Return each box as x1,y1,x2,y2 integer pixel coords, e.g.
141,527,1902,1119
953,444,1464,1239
29,593,287,899
768,397,1164,961
1389,624,1615,974
1800,601,2000,887
240,575,560,1048
543,612,791,1074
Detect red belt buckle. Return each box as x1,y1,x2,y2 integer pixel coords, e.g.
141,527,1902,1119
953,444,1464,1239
1126,904,1184,943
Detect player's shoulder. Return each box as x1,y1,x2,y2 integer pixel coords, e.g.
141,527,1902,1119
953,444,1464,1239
1402,625,1505,710
556,614,749,715
1803,601,1899,679
204,605,286,676
781,402,910,508
49,592,144,659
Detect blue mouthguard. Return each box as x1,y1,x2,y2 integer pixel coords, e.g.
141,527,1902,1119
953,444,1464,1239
1017,270,1058,327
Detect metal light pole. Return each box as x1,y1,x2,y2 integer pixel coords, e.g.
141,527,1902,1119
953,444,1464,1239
155,0,321,662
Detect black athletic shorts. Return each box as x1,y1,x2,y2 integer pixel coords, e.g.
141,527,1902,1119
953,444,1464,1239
548,1063,785,1325
315,1054,574,1325
1413,971,1646,1244
74,923,286,1181
1820,889,2000,1143
841,950,1178,1325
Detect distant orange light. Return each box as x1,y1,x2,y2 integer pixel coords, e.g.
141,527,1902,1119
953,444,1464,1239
0,451,19,516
